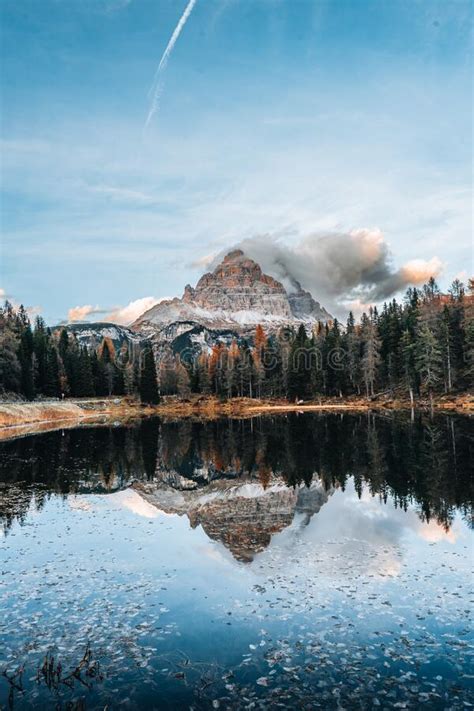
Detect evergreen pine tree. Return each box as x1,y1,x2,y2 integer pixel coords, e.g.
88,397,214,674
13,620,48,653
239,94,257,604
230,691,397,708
196,353,211,395
415,324,443,409
265,335,283,398
19,324,35,400
288,324,310,400
361,310,381,398
325,319,345,396
99,339,117,396
90,350,104,396
139,347,160,404
76,347,95,396
0,328,21,394
400,329,417,406
439,305,455,392
379,300,403,390
44,344,61,397
464,318,474,388
277,328,292,398
253,325,267,399
33,317,49,394
446,281,466,390
345,311,361,394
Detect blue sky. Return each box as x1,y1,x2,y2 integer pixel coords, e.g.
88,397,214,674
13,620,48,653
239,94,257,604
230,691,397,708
1,0,472,323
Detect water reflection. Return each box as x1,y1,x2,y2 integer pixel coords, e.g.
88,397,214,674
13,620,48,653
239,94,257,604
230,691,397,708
0,413,471,559
0,413,472,710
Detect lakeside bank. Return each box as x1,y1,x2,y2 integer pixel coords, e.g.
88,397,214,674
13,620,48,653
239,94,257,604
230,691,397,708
0,393,471,442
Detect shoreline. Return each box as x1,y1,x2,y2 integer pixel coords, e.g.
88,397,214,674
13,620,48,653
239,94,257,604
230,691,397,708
0,400,157,442
0,394,471,442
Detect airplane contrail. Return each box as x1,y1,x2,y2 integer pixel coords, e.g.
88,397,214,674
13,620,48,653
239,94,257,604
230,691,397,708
144,0,198,129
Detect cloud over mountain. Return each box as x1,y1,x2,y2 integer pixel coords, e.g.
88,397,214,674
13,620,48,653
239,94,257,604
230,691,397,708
204,229,443,316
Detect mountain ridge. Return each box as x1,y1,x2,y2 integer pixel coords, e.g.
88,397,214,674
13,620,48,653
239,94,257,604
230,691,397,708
132,249,332,335
59,250,332,358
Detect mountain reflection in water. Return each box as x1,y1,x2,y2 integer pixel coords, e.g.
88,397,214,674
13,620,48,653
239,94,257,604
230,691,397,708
1,413,471,561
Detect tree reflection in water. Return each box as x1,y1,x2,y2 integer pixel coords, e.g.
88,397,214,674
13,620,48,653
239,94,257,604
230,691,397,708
0,413,472,538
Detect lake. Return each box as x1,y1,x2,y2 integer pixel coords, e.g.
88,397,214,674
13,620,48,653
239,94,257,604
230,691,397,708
0,412,472,710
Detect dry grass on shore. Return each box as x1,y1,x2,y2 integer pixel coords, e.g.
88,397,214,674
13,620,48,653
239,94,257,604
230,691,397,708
0,393,471,441
153,393,473,419
0,401,87,428
0,398,152,431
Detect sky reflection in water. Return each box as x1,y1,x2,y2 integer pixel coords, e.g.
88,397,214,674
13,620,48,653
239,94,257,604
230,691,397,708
0,413,472,710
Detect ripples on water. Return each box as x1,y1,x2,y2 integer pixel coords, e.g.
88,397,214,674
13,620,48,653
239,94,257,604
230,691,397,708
0,413,472,709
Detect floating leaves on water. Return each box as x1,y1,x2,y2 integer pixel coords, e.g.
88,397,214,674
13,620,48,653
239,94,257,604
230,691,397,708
0,477,472,710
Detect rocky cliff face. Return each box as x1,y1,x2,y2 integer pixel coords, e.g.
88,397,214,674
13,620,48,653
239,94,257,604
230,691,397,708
58,250,331,356
182,250,292,319
287,278,332,322
132,249,331,348
55,321,147,353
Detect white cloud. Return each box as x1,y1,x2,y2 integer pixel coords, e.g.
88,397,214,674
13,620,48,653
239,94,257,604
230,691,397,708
0,288,41,317
67,296,167,326
68,304,104,322
340,298,376,319
2,59,470,324
219,228,445,317
399,257,443,284
190,252,217,270
104,296,165,325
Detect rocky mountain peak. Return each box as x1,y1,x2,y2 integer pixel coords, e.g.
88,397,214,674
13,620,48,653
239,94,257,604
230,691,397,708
132,248,332,337
287,277,332,322
186,250,285,294
223,248,245,261
181,250,292,318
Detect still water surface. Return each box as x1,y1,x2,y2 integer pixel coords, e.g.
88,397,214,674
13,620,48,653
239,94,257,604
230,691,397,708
0,413,472,709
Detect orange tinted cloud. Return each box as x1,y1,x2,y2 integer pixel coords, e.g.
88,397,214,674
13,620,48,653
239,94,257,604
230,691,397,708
400,257,443,284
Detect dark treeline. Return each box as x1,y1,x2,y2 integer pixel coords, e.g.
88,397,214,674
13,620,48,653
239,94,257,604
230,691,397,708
151,414,473,532
0,303,159,403
166,277,473,402
1,277,472,403
0,413,471,535
0,420,158,533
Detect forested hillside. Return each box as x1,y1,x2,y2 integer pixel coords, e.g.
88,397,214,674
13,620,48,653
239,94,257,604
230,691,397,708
0,277,472,404
0,306,158,403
